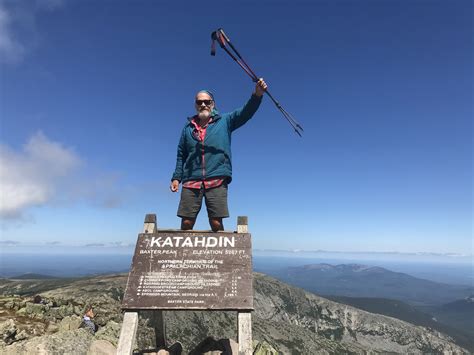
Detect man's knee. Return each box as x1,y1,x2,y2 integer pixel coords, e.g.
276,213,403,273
181,218,195,230
209,218,223,232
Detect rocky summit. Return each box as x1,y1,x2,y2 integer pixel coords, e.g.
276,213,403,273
0,273,469,354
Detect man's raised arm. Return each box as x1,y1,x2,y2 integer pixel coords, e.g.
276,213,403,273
228,78,267,131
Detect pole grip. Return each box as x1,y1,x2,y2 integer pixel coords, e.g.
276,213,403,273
219,29,231,43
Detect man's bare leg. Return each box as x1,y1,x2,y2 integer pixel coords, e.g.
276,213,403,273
209,218,223,232
181,218,195,230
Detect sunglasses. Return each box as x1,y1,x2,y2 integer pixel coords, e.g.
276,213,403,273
195,99,213,106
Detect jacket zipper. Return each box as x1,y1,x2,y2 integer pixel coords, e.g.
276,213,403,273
201,139,205,180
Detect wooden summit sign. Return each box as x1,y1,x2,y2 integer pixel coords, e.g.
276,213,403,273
117,215,254,355
122,230,253,310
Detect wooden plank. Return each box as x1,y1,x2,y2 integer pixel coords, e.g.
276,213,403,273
145,214,157,223
144,214,166,347
143,223,156,234
237,216,248,233
118,215,157,354
117,311,138,355
238,217,252,354
238,311,252,355
143,214,157,234
150,310,166,348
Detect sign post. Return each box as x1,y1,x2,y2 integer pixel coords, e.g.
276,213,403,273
117,214,253,355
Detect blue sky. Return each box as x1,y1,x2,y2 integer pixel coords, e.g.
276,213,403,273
0,0,472,255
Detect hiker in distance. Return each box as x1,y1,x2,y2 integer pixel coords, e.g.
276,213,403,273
80,305,97,334
170,78,268,232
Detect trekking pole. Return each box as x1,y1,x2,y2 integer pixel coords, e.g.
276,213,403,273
211,28,304,137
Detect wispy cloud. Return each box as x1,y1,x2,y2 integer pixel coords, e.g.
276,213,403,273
67,172,125,209
0,131,130,222
83,242,134,248
109,241,134,248
0,0,65,64
0,2,25,63
0,131,81,219
0,240,21,246
84,243,105,247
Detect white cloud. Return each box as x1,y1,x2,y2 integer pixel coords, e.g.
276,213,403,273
0,0,65,64
0,239,21,246
0,131,134,222
0,3,25,63
109,241,134,248
0,131,81,218
83,241,134,248
84,243,105,247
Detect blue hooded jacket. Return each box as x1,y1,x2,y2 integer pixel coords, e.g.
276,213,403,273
172,94,262,184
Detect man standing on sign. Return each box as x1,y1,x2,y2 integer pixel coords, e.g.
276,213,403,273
170,79,267,232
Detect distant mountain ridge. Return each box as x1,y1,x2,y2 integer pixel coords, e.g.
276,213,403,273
300,263,385,272
9,273,60,280
440,295,474,311
268,263,474,306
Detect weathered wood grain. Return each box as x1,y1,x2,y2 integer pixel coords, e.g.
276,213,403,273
238,311,252,355
117,311,138,355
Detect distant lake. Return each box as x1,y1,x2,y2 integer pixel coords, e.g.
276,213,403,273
1,252,472,286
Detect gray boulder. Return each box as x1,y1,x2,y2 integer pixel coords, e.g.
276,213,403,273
0,319,17,345
95,321,121,346
15,307,27,317
87,339,116,355
59,315,82,332
4,328,93,354
25,303,48,320
253,340,279,355
14,330,29,342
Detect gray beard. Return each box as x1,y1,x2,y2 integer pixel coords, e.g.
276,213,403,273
198,111,211,121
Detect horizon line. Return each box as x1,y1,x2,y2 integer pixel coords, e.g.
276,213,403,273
0,243,472,258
